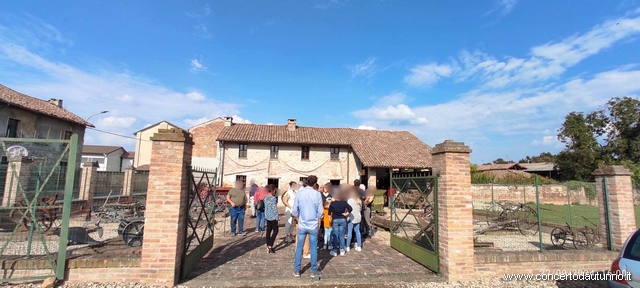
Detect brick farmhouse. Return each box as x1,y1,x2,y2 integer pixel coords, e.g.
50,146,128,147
211,117,433,191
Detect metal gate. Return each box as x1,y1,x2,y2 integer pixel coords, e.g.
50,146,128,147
389,171,439,274
181,166,217,279
0,135,78,282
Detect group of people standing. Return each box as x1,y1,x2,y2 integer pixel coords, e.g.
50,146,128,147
225,175,376,278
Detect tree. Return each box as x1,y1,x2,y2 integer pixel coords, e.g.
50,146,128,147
587,97,640,163
492,158,515,164
519,152,557,163
555,112,601,181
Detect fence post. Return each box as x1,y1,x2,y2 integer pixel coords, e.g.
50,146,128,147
431,140,474,281
1,157,34,207
593,166,636,251
79,162,98,206
535,175,543,252
139,128,193,286
122,167,135,200
567,184,573,227
490,181,494,211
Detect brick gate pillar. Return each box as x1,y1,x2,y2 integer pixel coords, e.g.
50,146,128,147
2,157,29,207
139,128,193,286
593,166,636,251
79,162,98,206
431,140,474,281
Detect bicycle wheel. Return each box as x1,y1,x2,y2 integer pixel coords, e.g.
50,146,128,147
22,209,54,233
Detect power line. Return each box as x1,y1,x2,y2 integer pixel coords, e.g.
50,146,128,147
87,127,151,142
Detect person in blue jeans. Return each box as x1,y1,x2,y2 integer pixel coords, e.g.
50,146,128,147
254,187,267,232
329,185,352,257
291,175,324,278
346,188,362,252
226,180,248,236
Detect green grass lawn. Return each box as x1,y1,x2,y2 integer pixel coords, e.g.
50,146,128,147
478,204,640,228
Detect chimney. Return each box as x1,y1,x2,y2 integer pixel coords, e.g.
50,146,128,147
48,98,63,108
224,117,233,127
287,118,297,131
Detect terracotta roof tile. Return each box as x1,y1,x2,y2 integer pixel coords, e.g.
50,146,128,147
217,124,432,168
0,84,93,127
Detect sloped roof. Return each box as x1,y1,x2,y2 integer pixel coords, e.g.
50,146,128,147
0,84,93,127
477,163,524,172
520,162,556,172
82,145,124,155
217,124,432,168
133,120,183,135
121,151,135,159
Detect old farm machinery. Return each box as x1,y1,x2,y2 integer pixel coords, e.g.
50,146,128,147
550,216,602,250
83,191,146,247
475,201,539,236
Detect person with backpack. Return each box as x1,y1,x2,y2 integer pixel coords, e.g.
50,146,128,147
254,186,267,233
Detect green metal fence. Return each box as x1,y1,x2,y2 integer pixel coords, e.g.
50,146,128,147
634,182,640,229
472,176,604,252
94,171,125,197
0,136,78,282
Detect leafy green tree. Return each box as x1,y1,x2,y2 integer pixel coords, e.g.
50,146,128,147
555,112,601,181
492,158,514,164
587,97,640,163
518,152,557,163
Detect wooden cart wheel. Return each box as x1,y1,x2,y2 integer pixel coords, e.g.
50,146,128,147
122,220,144,247
550,227,566,247
517,206,538,236
573,230,590,250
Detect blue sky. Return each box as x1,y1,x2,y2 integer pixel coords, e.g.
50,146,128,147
1,0,640,164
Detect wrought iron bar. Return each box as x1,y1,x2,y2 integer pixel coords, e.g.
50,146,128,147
603,177,613,251
535,175,543,252
56,133,78,279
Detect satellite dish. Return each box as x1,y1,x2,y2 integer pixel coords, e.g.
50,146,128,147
6,146,28,158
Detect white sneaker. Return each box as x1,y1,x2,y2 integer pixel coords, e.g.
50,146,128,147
303,254,311,259
346,247,350,252
355,246,362,252
340,250,345,256
330,251,338,257
323,245,328,250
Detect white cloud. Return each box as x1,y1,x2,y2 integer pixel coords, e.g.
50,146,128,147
357,125,376,130
404,63,454,87
184,117,210,127
532,136,558,146
497,0,517,14
96,115,137,130
204,4,211,16
190,59,207,73
231,115,251,124
0,16,245,149
186,91,205,101
266,122,275,125
354,68,640,149
349,57,377,78
353,93,428,125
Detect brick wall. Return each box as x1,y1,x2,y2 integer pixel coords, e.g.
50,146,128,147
222,143,360,191
431,140,475,281
139,128,192,286
594,166,636,251
190,119,224,159
472,184,593,206
475,251,616,277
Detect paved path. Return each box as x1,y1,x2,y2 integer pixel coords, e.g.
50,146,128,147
180,210,439,287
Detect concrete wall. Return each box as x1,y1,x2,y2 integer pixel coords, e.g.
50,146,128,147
0,106,86,166
105,149,125,171
472,184,593,207
133,122,179,167
120,158,133,172
221,142,360,192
